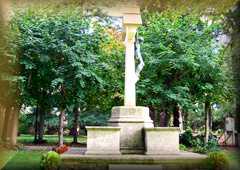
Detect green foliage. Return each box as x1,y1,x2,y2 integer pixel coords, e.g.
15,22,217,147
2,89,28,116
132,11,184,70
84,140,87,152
18,109,110,135
179,144,187,151
180,129,193,147
18,113,34,134
141,0,238,14
205,151,230,170
40,151,61,170
225,1,240,132
81,111,109,125
9,6,124,119
207,138,220,151
192,137,220,154
138,11,231,127
9,6,235,143
9,7,125,146
11,8,101,109
192,146,208,154
180,128,220,153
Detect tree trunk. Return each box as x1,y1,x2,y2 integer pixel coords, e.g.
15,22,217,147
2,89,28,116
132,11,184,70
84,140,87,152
159,110,167,127
205,100,211,144
173,104,180,127
149,106,156,126
9,107,19,146
58,109,64,146
179,109,184,132
209,108,213,132
0,105,6,141
2,106,11,143
38,108,45,142
183,111,189,129
72,106,80,144
6,107,14,144
34,106,39,143
1,106,19,146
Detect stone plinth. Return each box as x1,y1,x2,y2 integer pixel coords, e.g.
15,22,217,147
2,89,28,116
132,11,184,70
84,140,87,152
86,126,121,155
144,127,180,155
61,152,208,170
108,106,153,154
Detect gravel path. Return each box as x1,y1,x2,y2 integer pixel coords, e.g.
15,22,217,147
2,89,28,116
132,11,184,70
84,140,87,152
23,145,87,155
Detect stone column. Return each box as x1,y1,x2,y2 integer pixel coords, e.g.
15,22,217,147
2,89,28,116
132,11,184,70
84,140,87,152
109,13,153,154
123,14,141,106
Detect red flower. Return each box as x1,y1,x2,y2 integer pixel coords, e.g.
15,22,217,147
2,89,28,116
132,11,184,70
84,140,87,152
53,144,69,154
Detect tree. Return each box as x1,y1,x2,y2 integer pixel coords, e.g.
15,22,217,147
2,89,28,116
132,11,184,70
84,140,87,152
138,11,231,143
226,1,240,135
0,1,20,146
10,10,59,143
10,7,123,145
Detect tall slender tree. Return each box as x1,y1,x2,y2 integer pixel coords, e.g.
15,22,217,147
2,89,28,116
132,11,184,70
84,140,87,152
226,1,240,138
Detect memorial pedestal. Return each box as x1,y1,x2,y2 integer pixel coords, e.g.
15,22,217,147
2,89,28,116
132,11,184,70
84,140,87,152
86,126,121,155
108,106,153,154
144,127,180,155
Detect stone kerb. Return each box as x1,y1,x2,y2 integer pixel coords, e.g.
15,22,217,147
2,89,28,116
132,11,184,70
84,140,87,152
86,126,121,155
144,127,180,155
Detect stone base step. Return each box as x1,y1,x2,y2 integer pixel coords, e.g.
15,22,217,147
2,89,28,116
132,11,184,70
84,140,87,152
61,151,207,170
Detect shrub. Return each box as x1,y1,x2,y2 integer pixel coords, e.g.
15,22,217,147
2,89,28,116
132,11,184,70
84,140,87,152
206,138,220,152
179,144,188,151
193,146,208,154
180,129,194,147
18,113,34,134
181,131,220,154
40,151,61,170
191,136,205,148
205,151,230,170
192,136,220,154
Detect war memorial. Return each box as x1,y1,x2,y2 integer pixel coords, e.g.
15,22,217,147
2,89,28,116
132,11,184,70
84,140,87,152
1,0,239,170
61,1,207,169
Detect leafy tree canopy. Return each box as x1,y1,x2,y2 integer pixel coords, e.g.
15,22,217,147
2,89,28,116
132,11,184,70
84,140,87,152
10,7,124,115
137,11,231,117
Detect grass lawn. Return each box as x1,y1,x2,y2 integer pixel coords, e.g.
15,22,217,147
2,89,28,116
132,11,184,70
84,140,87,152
223,148,240,170
17,134,87,145
1,146,239,170
0,147,16,169
2,151,45,170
